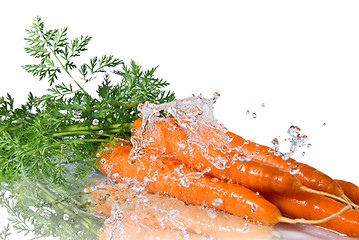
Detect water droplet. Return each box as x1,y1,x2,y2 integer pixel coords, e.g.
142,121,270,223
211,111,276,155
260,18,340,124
180,178,190,188
207,209,217,219
212,198,223,207
100,158,106,164
246,110,250,115
203,167,211,174
210,177,219,183
169,209,180,218
289,168,300,175
241,156,252,162
98,130,104,134
211,92,220,103
250,202,258,213
241,223,249,233
307,143,312,148
92,119,99,125
261,103,265,107
212,157,227,169
63,214,69,221
282,153,290,160
252,113,257,119
96,153,100,158
271,138,280,152
323,122,327,126
274,151,281,157
302,152,306,156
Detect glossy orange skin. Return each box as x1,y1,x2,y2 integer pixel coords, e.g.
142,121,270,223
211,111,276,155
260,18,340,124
262,191,359,237
98,143,283,225
226,131,345,197
131,117,302,194
335,179,359,205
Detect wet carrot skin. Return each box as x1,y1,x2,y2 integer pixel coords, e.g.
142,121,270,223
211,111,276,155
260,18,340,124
132,117,303,194
335,179,359,205
261,191,359,237
226,131,345,197
98,143,283,225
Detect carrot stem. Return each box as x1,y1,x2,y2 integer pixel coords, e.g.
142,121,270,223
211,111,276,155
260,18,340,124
300,186,359,209
278,204,350,224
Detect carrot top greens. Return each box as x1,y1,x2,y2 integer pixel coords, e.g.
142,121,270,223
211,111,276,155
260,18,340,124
0,16,175,184
0,16,175,240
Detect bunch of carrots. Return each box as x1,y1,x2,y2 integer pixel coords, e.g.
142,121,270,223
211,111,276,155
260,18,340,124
93,97,359,239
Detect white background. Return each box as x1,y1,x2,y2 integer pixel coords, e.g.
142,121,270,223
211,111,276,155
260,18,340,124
1,1,359,239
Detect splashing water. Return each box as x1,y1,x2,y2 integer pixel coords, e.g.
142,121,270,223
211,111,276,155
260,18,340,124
98,94,275,239
271,126,310,160
133,93,235,173
168,165,211,188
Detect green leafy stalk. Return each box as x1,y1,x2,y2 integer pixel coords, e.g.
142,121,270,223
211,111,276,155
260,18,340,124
0,16,176,240
0,16,175,183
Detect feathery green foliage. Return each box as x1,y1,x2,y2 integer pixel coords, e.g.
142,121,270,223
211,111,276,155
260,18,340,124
0,16,175,240
0,15,175,184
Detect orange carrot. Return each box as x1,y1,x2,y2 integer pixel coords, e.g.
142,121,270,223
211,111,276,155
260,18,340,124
335,179,359,205
131,117,339,198
97,142,347,227
261,191,359,237
226,131,349,200
98,143,282,225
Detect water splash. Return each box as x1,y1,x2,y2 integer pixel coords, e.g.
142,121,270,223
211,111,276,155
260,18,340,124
168,165,211,188
133,93,235,171
271,126,311,160
98,94,275,239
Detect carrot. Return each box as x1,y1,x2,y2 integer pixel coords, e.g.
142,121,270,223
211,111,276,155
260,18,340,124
131,117,343,200
225,131,352,204
98,143,281,225
335,179,359,205
97,141,346,226
90,183,274,240
261,191,359,237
